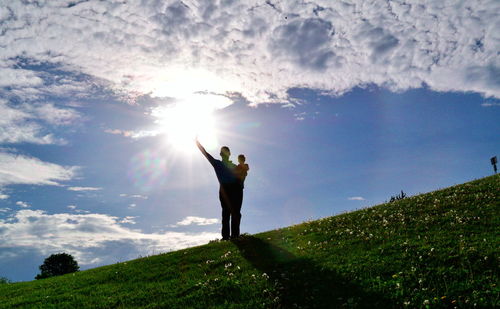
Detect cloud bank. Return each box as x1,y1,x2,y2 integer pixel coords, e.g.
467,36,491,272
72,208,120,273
0,0,498,107
0,209,219,265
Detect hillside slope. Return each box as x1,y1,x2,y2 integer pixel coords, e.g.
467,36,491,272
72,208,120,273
1,175,498,308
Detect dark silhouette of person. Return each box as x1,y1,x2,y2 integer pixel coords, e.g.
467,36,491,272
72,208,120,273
234,154,250,213
235,154,250,188
196,139,243,240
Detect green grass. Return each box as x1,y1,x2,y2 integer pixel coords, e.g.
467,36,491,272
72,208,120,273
1,175,498,308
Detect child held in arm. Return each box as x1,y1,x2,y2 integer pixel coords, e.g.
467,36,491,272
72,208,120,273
235,154,249,188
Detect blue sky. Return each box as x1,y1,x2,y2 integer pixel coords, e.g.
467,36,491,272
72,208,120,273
0,0,499,282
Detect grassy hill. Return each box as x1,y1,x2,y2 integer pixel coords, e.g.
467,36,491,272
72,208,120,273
1,175,498,308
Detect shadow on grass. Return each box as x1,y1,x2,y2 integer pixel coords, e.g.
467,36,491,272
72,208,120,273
233,235,394,308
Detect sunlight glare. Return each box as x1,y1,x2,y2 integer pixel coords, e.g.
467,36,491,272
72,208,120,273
154,94,231,154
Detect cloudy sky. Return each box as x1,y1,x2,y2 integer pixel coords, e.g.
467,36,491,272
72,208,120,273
1,0,499,281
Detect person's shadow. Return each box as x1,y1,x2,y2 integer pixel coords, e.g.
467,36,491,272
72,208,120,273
233,235,394,308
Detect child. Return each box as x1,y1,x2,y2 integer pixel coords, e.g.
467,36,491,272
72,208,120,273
234,154,249,188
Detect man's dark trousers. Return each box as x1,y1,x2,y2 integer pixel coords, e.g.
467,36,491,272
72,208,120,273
219,183,242,240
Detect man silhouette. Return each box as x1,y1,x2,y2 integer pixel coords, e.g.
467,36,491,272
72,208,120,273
196,139,242,240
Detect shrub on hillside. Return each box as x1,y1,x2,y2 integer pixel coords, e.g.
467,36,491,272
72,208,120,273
35,253,80,280
0,276,11,284
388,190,407,203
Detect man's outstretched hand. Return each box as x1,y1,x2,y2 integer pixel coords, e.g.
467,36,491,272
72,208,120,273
195,137,205,152
195,137,214,163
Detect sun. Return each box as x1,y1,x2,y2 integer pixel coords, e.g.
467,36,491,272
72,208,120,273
148,68,238,154
154,94,230,154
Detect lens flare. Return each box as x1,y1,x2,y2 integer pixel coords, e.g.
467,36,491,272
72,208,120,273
127,150,168,191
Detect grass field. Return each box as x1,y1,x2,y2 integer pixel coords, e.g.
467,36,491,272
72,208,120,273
1,175,498,308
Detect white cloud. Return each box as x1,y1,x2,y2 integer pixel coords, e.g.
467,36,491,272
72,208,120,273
75,209,90,214
0,207,11,213
0,67,43,88
15,201,30,208
67,205,77,210
120,216,137,224
0,99,81,145
0,0,497,109
0,209,219,265
0,151,77,187
170,216,219,227
104,129,159,139
0,193,9,200
130,194,148,199
348,196,365,201
24,102,81,126
120,193,148,199
128,203,137,209
67,186,102,192
481,102,500,107
0,100,57,145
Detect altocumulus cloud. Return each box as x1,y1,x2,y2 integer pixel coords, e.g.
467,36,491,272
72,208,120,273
0,209,219,266
0,0,498,107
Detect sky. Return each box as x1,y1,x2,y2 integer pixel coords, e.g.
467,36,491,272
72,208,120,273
0,0,499,282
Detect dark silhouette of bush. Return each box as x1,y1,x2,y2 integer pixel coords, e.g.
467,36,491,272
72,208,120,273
35,253,79,280
388,190,407,203
0,276,11,284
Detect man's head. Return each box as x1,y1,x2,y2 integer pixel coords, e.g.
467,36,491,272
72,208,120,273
220,146,230,159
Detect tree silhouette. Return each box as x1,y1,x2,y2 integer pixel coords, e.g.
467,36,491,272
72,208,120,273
35,253,79,279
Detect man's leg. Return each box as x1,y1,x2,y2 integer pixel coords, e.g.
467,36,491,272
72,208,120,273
230,186,243,238
219,188,231,240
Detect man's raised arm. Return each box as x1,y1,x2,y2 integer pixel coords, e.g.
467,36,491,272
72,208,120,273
196,139,216,165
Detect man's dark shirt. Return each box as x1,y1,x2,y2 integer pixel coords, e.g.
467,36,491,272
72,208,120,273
211,158,237,185
197,142,237,185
